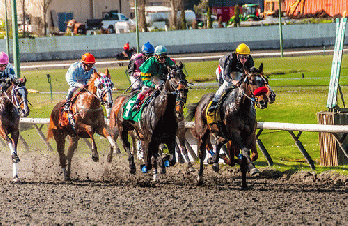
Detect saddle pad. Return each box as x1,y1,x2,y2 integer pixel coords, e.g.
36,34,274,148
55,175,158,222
123,94,142,122
206,101,222,125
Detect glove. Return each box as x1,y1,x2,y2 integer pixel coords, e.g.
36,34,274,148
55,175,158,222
75,83,85,88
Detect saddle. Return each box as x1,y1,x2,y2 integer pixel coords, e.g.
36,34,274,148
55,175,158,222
123,90,160,122
59,91,84,128
206,87,234,125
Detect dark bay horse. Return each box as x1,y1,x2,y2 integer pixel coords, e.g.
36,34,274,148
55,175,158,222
88,69,114,118
165,63,192,170
47,71,117,181
187,64,266,189
0,77,30,182
108,72,179,181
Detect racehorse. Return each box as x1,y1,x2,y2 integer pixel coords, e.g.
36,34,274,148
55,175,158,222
165,63,192,170
87,69,114,118
47,72,117,181
0,77,30,182
187,64,265,189
108,69,180,181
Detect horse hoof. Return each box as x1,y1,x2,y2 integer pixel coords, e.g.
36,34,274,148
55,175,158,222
197,177,203,186
160,168,166,174
207,157,214,164
92,155,99,162
240,186,248,191
107,154,112,163
153,174,159,182
212,163,219,172
250,168,260,176
11,153,20,163
13,176,20,183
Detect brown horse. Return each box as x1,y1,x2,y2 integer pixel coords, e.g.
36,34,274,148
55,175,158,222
108,72,179,181
0,77,30,182
47,70,117,181
187,64,265,189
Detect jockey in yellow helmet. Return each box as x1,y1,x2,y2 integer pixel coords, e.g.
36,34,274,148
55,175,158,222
208,43,255,113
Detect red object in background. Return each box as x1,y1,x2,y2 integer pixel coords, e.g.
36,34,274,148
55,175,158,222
212,6,235,23
283,0,348,17
123,42,130,51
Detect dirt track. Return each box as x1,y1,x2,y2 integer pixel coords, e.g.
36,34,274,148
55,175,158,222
1,150,348,225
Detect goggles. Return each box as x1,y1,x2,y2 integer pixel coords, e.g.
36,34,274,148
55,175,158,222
83,63,94,68
238,55,249,60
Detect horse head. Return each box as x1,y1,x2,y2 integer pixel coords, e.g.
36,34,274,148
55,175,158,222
5,77,30,117
243,63,270,109
87,69,113,118
166,62,189,121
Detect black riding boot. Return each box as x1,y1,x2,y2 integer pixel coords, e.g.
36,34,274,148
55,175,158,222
132,99,140,112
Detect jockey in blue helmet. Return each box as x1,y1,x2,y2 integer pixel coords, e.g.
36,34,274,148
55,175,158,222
131,45,175,111
127,42,155,92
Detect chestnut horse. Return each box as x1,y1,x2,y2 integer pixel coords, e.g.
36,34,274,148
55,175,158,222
0,78,30,182
108,72,179,181
187,64,265,189
47,70,117,181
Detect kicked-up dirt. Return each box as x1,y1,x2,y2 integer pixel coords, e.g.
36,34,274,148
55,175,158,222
1,150,348,225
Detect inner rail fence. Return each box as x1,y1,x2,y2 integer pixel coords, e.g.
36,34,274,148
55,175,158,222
17,118,348,170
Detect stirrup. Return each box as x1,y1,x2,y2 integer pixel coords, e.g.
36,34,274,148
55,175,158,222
63,101,70,111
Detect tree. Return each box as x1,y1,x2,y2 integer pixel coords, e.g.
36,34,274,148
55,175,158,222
41,0,53,36
194,0,211,28
137,0,147,32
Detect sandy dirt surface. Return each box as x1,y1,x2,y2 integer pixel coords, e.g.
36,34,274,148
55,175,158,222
1,149,348,225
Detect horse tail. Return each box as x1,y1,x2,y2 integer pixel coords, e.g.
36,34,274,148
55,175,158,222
47,115,57,140
185,102,199,121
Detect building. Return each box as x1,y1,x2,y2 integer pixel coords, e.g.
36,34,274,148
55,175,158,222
1,0,130,33
264,0,348,17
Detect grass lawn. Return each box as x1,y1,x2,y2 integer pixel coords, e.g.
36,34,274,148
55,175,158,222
20,53,348,175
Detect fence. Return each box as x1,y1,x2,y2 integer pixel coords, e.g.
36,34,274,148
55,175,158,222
17,118,348,170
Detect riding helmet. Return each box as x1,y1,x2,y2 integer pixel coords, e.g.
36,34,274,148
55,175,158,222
154,45,167,56
141,42,155,55
0,52,9,65
81,53,96,64
235,43,250,55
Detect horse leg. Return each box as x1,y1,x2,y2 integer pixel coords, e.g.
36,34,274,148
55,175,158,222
197,132,209,186
241,147,259,176
210,137,227,172
90,136,99,162
177,132,195,172
121,129,136,174
66,136,78,181
152,154,158,182
250,136,259,162
167,137,177,167
97,126,118,156
53,130,67,180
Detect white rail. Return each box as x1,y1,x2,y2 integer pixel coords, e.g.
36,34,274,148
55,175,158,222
20,118,348,170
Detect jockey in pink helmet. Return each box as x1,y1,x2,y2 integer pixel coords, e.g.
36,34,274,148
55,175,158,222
0,52,17,91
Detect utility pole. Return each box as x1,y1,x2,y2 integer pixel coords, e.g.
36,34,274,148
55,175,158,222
4,0,10,55
135,0,140,53
11,0,20,77
278,0,283,57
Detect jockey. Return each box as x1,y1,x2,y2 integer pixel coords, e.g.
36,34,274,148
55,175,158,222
132,45,176,111
127,42,155,91
0,52,17,91
64,53,97,111
208,43,255,113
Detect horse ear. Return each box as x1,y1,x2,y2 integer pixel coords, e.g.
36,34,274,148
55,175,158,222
105,68,111,78
259,63,263,73
178,61,184,69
